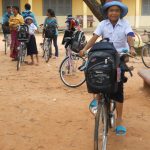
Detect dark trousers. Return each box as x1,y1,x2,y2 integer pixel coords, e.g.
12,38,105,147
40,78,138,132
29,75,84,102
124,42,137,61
50,35,59,57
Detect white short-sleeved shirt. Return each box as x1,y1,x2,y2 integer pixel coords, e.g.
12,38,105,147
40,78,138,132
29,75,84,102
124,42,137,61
28,23,37,35
94,19,133,53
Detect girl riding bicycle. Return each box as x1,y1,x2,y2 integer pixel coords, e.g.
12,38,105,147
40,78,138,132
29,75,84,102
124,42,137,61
80,0,136,136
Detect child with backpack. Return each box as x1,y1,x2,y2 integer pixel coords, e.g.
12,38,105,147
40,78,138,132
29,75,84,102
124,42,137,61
25,16,39,65
43,9,59,59
79,0,136,136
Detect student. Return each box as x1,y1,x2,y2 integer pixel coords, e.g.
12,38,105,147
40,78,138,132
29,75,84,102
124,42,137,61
9,6,24,61
65,15,79,31
25,16,39,65
43,9,59,59
22,3,37,27
80,0,136,136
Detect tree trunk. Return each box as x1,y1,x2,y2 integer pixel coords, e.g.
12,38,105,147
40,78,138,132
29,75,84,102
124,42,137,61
83,0,107,21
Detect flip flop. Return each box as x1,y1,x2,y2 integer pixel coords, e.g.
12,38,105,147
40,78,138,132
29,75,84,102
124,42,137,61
116,125,127,136
89,99,98,115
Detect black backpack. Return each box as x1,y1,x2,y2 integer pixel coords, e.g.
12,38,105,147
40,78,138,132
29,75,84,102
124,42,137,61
45,21,57,38
2,14,11,34
71,30,86,53
2,22,10,34
17,24,29,42
85,39,119,94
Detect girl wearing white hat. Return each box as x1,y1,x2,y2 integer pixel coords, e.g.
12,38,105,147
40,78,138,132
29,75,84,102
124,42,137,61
25,16,39,65
80,0,136,136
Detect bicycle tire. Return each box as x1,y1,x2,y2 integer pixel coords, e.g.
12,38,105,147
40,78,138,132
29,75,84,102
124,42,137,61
141,45,150,68
17,44,24,71
94,100,108,150
4,40,7,55
17,52,21,71
134,32,141,48
59,55,86,88
43,39,52,63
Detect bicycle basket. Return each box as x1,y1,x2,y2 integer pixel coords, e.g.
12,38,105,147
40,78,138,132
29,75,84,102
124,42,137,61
17,24,29,42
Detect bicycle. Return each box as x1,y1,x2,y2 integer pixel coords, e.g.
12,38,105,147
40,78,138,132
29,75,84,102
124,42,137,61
88,52,134,150
39,24,52,63
17,41,27,70
16,24,29,71
59,29,87,88
41,38,52,63
141,30,150,68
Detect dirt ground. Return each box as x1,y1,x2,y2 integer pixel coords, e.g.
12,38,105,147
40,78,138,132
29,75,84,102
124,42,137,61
0,33,150,150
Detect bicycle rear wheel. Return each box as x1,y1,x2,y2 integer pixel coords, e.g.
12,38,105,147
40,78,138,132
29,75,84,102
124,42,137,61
141,45,150,68
43,39,52,63
4,40,7,55
17,51,22,71
94,100,108,150
59,55,86,88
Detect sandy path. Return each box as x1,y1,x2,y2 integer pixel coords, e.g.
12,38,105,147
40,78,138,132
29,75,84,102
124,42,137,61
0,33,150,150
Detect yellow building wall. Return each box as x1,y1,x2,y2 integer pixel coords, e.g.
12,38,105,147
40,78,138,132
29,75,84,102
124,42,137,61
122,0,142,16
32,0,43,16
20,0,28,11
0,0,2,16
72,0,83,16
72,0,95,16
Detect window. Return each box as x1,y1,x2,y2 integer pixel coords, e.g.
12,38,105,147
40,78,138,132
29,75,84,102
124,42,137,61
2,0,20,14
43,0,72,16
142,0,150,16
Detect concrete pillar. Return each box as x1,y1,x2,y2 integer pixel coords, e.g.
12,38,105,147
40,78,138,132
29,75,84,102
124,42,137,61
83,1,87,29
135,0,140,28
28,0,33,11
0,0,2,17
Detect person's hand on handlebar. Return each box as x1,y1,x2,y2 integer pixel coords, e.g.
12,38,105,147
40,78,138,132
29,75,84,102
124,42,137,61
79,49,86,57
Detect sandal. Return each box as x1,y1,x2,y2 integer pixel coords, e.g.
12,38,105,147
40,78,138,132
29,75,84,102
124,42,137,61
115,125,126,136
89,99,98,115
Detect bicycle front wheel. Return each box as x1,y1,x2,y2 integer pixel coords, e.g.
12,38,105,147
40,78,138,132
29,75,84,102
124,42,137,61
141,45,150,68
59,55,86,88
94,101,108,150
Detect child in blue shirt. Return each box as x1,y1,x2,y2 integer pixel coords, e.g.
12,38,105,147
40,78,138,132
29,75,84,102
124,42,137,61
43,9,59,58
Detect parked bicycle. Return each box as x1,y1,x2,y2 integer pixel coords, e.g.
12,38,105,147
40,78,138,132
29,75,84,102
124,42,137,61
39,24,52,63
141,30,150,68
59,30,86,88
16,24,29,71
133,29,150,68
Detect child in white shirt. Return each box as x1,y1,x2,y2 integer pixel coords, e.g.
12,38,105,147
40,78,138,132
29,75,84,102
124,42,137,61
25,16,39,65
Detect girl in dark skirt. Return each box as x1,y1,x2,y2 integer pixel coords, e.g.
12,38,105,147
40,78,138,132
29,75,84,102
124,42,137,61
25,16,39,65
